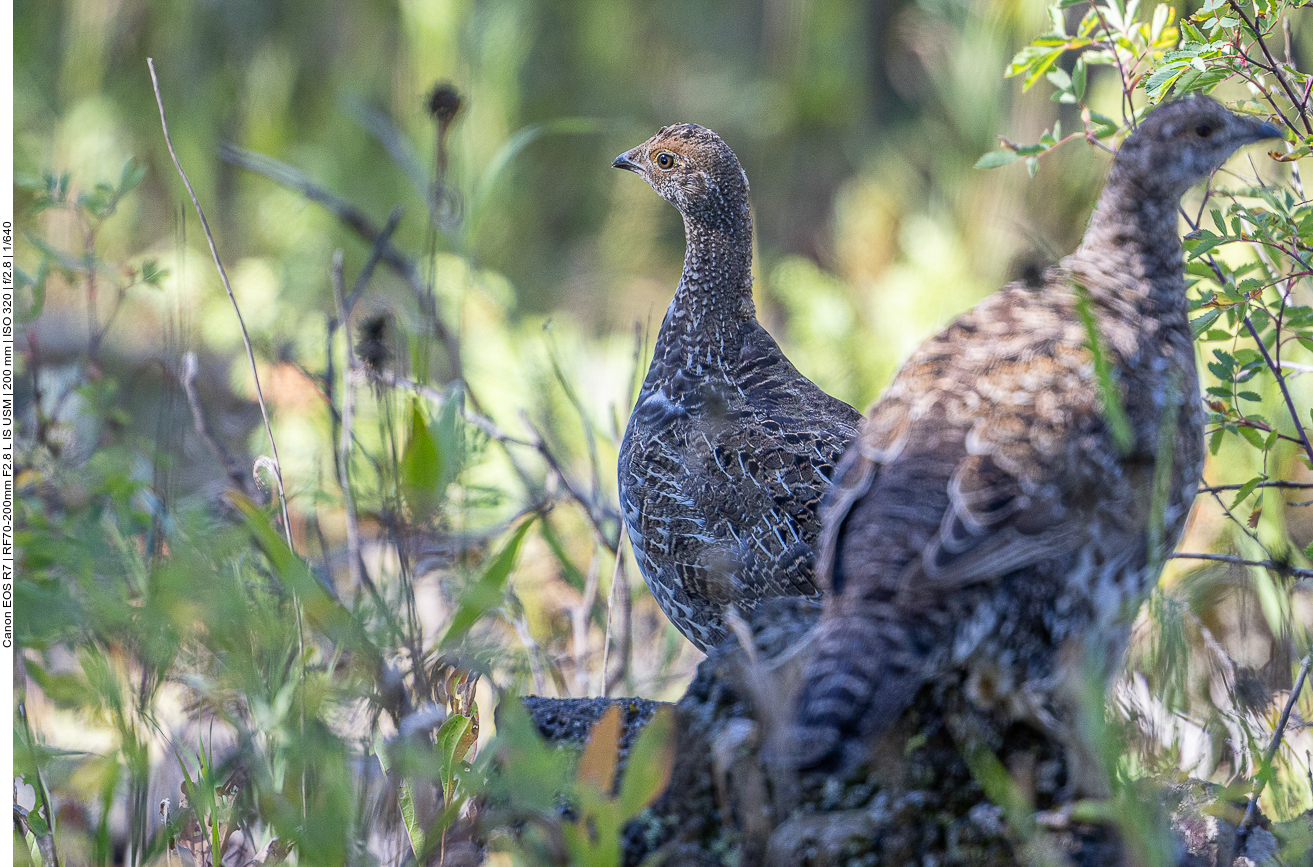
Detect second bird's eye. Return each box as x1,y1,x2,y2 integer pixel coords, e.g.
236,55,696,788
654,150,676,170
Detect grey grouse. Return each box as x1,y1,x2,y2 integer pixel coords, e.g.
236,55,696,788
792,96,1280,768
614,124,862,652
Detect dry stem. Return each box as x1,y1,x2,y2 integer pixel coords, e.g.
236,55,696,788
147,58,295,551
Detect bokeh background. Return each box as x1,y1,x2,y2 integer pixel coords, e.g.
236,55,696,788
13,0,1313,859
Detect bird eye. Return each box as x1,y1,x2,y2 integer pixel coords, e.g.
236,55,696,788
1195,123,1214,138
653,150,677,171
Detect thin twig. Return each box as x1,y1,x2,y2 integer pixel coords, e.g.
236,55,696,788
573,547,601,696
519,411,619,552
601,527,631,698
1227,0,1312,134
332,252,365,596
1169,552,1313,580
345,207,403,319
1243,315,1313,468
1093,4,1134,127
1179,204,1313,470
148,58,295,550
1201,480,1313,492
1237,649,1313,842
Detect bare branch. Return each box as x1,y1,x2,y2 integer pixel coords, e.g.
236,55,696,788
1227,0,1312,134
1243,314,1313,468
601,528,632,698
332,251,366,596
1237,649,1313,841
1169,552,1313,580
1200,480,1313,493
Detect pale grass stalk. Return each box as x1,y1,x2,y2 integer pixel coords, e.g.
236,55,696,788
601,531,626,698
147,58,294,549
331,251,364,593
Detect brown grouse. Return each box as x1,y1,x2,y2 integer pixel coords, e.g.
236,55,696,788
614,124,862,652
793,97,1280,768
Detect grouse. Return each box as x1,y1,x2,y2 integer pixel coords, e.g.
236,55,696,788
614,124,862,652
792,97,1281,768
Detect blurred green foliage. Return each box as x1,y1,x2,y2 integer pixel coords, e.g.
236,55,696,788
12,0,1313,863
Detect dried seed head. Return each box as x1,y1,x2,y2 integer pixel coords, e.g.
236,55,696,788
356,313,392,375
427,84,463,128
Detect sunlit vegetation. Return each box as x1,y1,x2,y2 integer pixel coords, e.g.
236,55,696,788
12,0,1313,864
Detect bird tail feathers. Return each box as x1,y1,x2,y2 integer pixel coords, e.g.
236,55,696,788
790,611,923,769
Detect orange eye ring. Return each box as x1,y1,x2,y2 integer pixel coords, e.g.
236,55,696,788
653,150,677,171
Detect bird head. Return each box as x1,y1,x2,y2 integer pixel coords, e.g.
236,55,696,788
1114,95,1282,196
613,124,750,223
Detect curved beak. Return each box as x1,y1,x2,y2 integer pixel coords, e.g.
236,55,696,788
613,148,643,173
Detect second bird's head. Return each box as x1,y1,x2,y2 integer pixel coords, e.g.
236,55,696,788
1114,95,1283,196
614,124,750,223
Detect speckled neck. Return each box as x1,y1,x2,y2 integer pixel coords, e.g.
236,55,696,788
1069,165,1188,321
651,190,756,371
676,207,755,320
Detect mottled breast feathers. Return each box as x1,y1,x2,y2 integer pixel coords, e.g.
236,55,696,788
615,124,861,651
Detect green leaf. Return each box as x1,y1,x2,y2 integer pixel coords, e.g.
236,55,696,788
484,698,572,814
1181,20,1207,43
26,811,48,837
1185,231,1226,260
140,260,167,287
437,714,474,800
1145,64,1187,99
1088,111,1121,137
1190,307,1222,338
539,518,588,593
231,495,383,667
1149,2,1173,44
1075,287,1135,456
617,706,677,819
119,158,146,196
1072,59,1088,99
975,149,1021,169
15,263,48,324
24,662,91,709
1230,476,1264,508
1239,425,1267,449
441,517,536,646
397,779,425,859
401,402,443,518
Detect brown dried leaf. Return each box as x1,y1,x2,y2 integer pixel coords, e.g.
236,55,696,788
575,705,622,794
